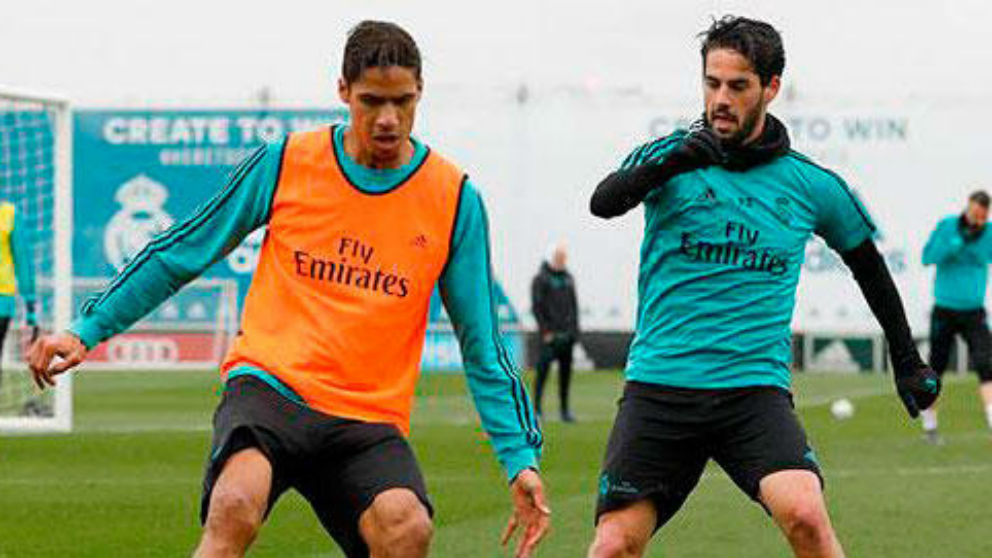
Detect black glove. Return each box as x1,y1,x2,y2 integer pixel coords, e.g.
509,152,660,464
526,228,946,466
892,357,941,418
667,124,729,173
839,240,941,420
590,126,727,218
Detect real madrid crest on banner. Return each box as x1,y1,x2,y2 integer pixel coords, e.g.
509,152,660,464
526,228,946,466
103,174,174,271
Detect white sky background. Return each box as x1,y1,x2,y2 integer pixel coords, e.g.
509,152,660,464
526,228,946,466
3,0,989,107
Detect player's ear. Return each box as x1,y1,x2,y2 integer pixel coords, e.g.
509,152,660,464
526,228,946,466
338,78,350,104
763,75,781,104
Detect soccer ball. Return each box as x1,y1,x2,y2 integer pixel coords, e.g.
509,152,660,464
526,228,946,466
830,398,855,420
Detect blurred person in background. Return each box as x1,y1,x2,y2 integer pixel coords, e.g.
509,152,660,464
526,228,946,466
531,242,580,422
920,190,992,444
0,199,36,393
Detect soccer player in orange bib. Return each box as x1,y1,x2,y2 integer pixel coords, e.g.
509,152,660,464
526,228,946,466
28,21,548,558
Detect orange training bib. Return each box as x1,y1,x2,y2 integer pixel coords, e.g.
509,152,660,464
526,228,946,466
222,127,464,433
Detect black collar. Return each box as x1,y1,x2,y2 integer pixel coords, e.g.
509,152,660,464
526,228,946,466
700,113,791,171
724,114,791,170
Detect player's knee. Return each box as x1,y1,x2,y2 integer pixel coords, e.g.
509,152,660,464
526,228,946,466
778,497,831,544
205,487,264,537
368,492,433,552
377,512,432,553
589,522,647,558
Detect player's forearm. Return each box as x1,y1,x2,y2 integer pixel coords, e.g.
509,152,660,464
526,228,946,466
445,304,543,480
921,231,963,265
440,183,543,479
593,127,728,218
841,239,923,372
70,305,132,349
491,431,541,482
589,162,673,218
70,255,203,348
460,356,542,479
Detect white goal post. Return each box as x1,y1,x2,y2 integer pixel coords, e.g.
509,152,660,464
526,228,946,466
0,86,73,433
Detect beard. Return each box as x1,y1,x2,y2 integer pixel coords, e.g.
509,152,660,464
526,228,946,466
708,100,766,146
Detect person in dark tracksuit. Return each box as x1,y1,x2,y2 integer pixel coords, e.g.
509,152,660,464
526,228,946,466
531,244,579,422
920,190,992,443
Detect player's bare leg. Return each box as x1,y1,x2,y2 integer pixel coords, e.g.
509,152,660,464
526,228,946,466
193,448,272,558
359,487,433,558
925,373,992,443
760,470,844,558
587,499,656,558
980,381,992,432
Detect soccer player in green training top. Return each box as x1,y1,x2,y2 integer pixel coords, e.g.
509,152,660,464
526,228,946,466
587,16,940,558
920,190,992,443
28,21,548,558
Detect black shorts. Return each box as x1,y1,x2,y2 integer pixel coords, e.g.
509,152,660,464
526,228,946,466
596,381,822,529
0,316,10,358
929,306,992,381
202,375,432,558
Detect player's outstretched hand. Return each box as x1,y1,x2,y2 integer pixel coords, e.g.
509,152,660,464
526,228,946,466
26,332,87,390
894,362,941,418
501,468,551,558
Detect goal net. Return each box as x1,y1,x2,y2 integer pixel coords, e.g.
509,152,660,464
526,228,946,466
0,87,73,432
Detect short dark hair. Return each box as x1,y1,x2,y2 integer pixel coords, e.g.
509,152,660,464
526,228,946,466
970,190,990,208
342,20,421,84
699,15,785,86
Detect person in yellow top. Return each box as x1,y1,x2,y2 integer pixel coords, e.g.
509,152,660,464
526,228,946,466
28,21,548,558
0,200,36,391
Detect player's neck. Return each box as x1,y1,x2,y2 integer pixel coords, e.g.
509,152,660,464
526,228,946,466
342,128,415,170
741,117,767,147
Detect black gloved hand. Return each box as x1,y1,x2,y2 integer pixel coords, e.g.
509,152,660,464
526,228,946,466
667,124,729,172
962,224,984,243
893,357,941,418
958,214,984,242
589,126,727,219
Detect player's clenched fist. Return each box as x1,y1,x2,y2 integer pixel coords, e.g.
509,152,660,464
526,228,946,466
26,333,87,389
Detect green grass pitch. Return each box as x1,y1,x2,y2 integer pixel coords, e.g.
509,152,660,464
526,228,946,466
1,369,989,557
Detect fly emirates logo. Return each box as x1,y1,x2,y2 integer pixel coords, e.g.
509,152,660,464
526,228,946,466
679,220,789,276
293,236,412,298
